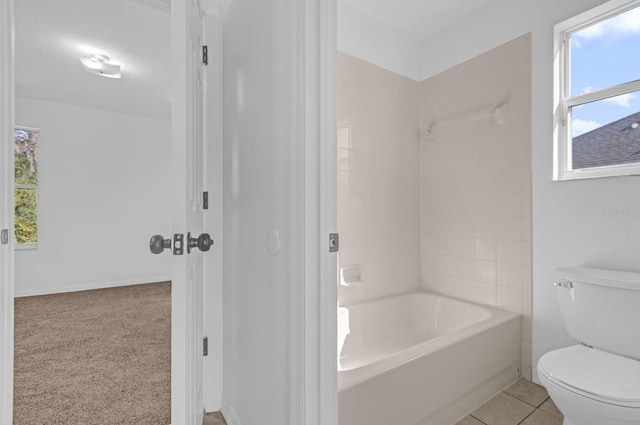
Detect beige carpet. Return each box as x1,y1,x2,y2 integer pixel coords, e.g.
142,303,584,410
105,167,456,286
14,282,171,425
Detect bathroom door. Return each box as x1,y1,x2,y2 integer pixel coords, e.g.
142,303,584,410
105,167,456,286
171,0,207,423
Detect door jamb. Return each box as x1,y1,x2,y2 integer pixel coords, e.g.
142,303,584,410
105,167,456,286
202,7,223,411
293,0,338,423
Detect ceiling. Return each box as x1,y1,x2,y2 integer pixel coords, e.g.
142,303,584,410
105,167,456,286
340,0,497,43
14,0,492,119
15,0,171,120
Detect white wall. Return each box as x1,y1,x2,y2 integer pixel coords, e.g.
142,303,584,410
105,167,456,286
221,0,297,423
14,96,171,296
337,2,422,81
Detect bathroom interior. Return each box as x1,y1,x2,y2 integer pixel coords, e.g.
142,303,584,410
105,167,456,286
335,0,640,424
3,0,640,424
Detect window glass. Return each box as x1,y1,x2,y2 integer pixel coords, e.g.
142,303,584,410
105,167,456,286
14,127,39,245
571,92,640,169
14,188,37,244
555,1,640,179
570,7,640,96
14,128,38,185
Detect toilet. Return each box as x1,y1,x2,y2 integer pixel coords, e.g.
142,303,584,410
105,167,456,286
537,267,640,425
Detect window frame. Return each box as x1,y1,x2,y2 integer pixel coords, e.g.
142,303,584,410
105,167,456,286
14,125,39,250
554,0,640,181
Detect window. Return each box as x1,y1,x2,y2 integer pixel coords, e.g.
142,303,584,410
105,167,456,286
14,127,39,247
554,1,640,180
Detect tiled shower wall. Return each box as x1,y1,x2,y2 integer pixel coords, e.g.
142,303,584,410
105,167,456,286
337,34,533,378
337,52,421,306
418,34,533,378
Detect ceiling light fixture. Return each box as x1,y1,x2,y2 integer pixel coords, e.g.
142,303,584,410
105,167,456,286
80,54,121,79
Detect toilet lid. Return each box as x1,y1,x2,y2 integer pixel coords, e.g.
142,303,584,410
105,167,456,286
538,345,640,406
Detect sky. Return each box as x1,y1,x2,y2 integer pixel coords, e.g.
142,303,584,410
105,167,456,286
570,5,640,138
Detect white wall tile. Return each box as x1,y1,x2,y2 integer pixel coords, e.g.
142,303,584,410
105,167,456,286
521,339,532,367
349,172,377,195
350,129,374,152
522,266,532,291
497,239,523,265
416,37,532,365
495,216,523,240
350,150,376,175
522,289,532,340
473,215,497,239
338,53,421,306
337,148,350,171
338,171,349,194
475,238,497,261
338,40,531,361
522,219,532,241
475,282,497,305
522,241,532,266
337,126,351,149
475,260,497,284
497,263,523,289
497,286,523,313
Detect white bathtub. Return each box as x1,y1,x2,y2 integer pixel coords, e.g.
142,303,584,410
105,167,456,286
338,291,521,425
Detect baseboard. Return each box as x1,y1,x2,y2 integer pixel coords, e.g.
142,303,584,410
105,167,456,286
14,276,171,298
221,403,242,425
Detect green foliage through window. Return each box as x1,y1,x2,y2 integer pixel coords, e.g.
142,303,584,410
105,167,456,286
15,188,37,243
14,128,39,244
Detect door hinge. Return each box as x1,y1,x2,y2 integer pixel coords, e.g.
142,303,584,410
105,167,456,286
329,233,339,253
0,229,8,245
202,45,208,65
203,191,209,210
203,336,209,356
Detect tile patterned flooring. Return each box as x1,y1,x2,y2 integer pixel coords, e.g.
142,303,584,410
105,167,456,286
456,379,563,425
204,379,561,425
204,412,227,425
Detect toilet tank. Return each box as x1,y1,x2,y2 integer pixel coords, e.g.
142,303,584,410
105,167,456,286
556,267,640,360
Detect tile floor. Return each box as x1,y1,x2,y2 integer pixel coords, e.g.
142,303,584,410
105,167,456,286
456,379,563,425
204,412,227,425
203,379,561,425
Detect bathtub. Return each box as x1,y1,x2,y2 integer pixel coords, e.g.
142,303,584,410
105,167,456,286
338,291,521,425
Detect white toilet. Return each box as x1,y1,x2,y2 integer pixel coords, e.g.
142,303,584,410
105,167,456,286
537,267,640,425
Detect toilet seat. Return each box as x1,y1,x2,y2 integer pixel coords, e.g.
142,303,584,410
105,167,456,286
538,345,640,408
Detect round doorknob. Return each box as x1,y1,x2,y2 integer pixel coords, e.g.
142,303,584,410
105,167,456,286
187,232,214,253
150,234,171,254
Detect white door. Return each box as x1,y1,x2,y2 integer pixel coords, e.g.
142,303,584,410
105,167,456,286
0,0,14,423
0,0,14,425
171,0,207,423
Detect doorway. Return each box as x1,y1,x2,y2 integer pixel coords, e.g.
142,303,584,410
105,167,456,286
12,0,173,422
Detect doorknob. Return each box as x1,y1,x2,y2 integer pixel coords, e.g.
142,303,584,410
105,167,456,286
149,235,171,254
187,232,213,253
150,234,184,255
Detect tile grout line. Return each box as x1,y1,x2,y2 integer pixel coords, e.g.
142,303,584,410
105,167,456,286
501,390,551,424
463,380,557,425
516,408,538,425
469,413,489,425
503,390,550,409
472,392,550,425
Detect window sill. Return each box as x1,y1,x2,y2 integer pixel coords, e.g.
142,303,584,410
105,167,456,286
15,243,38,251
555,163,640,181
